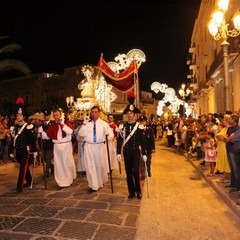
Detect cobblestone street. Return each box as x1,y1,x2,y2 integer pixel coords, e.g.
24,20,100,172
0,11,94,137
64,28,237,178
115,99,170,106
0,159,140,240
1,139,240,240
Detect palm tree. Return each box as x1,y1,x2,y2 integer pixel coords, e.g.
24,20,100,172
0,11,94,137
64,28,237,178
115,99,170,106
0,36,31,75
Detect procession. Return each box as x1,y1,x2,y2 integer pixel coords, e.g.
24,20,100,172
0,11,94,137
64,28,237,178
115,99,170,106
2,0,240,239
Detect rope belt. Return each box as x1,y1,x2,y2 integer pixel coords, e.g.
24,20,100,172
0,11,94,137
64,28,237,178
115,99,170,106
54,141,71,144
85,141,105,144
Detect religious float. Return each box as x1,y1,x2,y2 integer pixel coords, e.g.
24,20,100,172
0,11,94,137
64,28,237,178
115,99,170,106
66,49,146,121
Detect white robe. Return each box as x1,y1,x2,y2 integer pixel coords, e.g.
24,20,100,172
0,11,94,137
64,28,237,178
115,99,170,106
78,118,114,190
108,138,118,170
75,125,86,172
41,124,76,187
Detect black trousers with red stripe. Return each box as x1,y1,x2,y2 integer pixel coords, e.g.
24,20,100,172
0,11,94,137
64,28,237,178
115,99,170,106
123,148,141,196
16,148,32,190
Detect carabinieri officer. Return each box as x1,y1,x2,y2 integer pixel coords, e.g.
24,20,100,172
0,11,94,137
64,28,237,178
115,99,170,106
117,92,147,199
12,97,37,193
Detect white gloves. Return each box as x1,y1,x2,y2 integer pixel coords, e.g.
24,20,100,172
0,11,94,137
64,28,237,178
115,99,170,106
27,146,30,152
142,155,147,162
38,126,43,133
83,118,89,125
33,152,38,158
117,154,121,162
60,118,65,125
118,124,124,131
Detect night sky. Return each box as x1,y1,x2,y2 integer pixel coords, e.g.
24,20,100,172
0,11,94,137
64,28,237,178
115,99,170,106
0,0,201,94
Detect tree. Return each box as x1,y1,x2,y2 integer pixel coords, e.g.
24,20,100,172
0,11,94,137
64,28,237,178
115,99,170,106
0,36,31,75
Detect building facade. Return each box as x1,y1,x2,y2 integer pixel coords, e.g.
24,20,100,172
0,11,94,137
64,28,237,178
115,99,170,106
187,0,240,116
0,65,158,120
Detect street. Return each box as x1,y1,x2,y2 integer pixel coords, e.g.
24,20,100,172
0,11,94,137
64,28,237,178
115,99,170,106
0,138,240,240
136,140,240,240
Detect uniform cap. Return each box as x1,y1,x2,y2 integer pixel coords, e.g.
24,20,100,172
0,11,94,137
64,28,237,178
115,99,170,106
139,115,147,121
122,92,141,114
43,110,51,116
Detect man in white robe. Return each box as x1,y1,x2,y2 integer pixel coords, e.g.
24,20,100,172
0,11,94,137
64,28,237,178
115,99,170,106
79,106,113,193
74,122,86,174
107,114,119,171
39,109,76,189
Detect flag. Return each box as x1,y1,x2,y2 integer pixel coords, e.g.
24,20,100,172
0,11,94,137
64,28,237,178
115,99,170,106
97,57,138,92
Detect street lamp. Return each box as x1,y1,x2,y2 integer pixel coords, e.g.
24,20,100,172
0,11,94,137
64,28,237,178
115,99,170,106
178,84,190,118
208,0,240,111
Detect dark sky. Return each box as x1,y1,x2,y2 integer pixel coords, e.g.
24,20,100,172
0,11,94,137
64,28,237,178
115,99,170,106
0,0,201,93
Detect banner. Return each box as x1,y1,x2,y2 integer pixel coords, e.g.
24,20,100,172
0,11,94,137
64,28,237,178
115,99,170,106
97,57,138,92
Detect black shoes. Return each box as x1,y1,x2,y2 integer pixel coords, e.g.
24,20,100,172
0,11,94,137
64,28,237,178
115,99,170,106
128,193,142,199
16,188,22,193
128,194,135,199
87,188,97,194
137,193,142,199
23,183,31,188
148,173,151,177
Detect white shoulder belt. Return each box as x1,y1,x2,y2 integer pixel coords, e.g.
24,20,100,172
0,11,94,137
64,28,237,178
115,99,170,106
123,122,139,146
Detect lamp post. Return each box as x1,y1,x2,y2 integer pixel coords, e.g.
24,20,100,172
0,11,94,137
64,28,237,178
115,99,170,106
178,84,190,118
208,0,240,111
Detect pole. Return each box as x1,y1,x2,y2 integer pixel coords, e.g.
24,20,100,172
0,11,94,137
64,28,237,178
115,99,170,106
39,133,47,189
183,100,185,119
118,161,122,174
221,40,230,111
30,154,35,189
144,160,150,198
106,135,114,193
134,72,140,108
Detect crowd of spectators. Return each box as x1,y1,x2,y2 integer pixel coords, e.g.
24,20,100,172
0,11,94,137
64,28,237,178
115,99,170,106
159,110,240,205
1,110,240,204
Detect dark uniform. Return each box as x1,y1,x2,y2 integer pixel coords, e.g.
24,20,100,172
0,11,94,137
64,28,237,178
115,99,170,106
141,122,155,178
39,111,54,177
117,120,146,199
13,123,36,192
117,92,147,199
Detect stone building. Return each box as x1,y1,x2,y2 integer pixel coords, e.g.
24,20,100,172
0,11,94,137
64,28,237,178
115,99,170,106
0,64,158,120
187,0,240,115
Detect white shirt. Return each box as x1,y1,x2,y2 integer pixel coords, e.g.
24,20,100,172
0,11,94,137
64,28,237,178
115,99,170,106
79,118,113,143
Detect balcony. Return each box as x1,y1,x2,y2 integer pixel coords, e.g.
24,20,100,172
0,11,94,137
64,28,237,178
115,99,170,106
189,44,196,54
189,60,196,70
199,82,208,92
190,82,198,90
191,89,199,99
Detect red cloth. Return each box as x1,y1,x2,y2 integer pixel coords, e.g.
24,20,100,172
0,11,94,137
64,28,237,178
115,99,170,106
97,57,138,92
109,122,118,138
45,119,73,140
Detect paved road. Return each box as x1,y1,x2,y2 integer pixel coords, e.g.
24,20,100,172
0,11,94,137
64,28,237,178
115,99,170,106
136,140,240,240
0,139,240,240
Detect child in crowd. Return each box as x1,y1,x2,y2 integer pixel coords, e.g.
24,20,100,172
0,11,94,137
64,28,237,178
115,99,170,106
174,129,181,152
205,131,217,177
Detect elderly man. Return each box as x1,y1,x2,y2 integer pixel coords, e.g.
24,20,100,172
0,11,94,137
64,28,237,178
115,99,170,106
78,106,113,194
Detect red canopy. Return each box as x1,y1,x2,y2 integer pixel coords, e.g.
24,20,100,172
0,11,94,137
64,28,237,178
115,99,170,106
97,57,138,92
